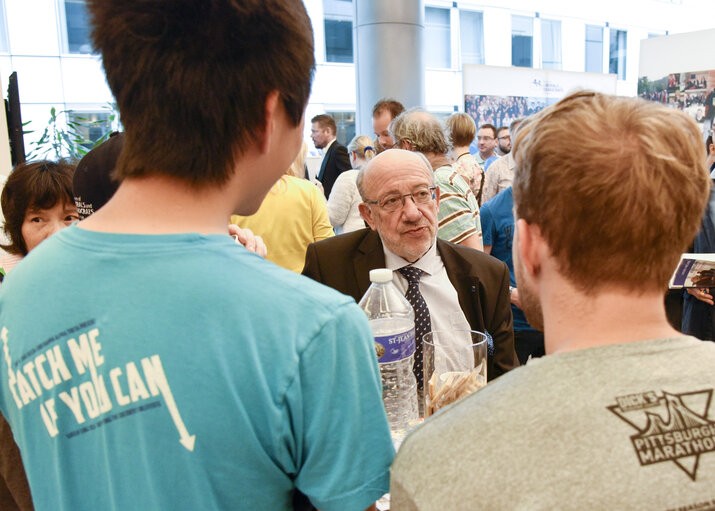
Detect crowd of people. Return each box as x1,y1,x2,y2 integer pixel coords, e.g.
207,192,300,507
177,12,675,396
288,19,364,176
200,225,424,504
0,1,713,510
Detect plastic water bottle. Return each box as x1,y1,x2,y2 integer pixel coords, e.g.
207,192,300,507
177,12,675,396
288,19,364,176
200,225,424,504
358,268,419,437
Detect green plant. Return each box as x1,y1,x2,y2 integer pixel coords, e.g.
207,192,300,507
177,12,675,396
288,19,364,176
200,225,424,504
25,103,118,162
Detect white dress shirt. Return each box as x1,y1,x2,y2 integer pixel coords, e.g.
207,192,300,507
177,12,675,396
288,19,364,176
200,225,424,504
383,241,471,336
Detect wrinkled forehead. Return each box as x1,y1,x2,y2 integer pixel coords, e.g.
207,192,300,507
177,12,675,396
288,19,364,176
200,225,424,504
363,150,433,195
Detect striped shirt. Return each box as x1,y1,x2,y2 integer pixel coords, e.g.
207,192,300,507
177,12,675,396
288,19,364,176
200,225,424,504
433,165,483,247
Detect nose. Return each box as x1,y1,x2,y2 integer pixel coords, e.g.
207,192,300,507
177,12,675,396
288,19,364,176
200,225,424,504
46,219,66,238
379,134,393,149
401,194,423,220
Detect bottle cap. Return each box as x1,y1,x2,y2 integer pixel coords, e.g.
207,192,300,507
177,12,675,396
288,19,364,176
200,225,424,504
369,268,393,283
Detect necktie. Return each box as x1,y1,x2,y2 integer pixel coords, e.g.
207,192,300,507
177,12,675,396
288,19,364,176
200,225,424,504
398,266,432,388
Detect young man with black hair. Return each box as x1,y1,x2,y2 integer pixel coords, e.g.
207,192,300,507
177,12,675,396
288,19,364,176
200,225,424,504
0,1,393,510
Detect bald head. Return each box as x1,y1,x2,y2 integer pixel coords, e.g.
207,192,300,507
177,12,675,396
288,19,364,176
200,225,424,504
357,149,434,200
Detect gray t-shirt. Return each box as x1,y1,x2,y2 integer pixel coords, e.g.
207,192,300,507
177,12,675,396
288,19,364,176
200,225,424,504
391,337,715,510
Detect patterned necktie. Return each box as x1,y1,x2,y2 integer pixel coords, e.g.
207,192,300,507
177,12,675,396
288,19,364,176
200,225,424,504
398,266,432,389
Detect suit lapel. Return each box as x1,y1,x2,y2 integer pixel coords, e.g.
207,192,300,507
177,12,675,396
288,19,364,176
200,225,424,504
437,239,485,332
317,142,335,181
354,230,386,298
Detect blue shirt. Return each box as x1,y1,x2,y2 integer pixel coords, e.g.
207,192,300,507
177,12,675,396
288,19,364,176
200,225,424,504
0,225,394,511
480,187,535,332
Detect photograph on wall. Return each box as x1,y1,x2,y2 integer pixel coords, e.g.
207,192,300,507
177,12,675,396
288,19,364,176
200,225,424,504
638,69,715,136
464,94,558,129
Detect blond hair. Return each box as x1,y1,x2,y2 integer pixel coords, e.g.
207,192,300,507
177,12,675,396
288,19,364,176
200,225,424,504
286,141,308,178
512,91,710,293
347,135,376,165
445,113,476,148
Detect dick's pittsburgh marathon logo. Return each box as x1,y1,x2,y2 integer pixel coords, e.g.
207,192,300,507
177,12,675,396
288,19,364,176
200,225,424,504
608,389,715,480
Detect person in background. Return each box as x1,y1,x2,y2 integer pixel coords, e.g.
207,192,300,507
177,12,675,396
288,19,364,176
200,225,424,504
73,131,123,219
495,126,511,156
481,118,522,204
391,91,715,508
391,109,483,251
0,160,78,278
445,112,485,205
232,142,334,272
0,160,79,511
372,98,405,152
476,123,499,171
311,114,351,199
327,135,375,234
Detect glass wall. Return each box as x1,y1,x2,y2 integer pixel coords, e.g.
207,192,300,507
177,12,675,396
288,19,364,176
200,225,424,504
585,25,603,73
460,10,484,65
541,19,562,70
324,0,353,63
609,29,627,80
425,7,451,68
511,15,533,68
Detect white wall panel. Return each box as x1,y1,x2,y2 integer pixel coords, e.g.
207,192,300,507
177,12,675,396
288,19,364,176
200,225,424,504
6,0,60,55
10,56,63,103
60,56,111,104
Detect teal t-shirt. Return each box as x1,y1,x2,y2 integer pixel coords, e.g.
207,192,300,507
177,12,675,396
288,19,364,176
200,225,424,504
0,225,394,511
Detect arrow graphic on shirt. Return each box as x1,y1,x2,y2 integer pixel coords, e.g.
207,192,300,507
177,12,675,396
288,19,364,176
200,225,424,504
141,355,196,451
159,378,196,451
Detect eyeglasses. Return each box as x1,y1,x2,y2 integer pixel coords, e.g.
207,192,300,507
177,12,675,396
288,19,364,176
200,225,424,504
365,186,437,212
498,135,511,141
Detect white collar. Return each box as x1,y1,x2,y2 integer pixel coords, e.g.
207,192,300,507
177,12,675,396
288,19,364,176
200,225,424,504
322,138,336,153
382,238,439,276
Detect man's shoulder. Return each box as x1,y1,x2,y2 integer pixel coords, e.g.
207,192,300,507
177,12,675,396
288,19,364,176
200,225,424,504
308,227,375,254
482,187,513,213
434,165,470,192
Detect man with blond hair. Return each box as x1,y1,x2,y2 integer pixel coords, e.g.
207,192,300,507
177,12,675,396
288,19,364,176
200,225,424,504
391,109,483,251
391,91,715,508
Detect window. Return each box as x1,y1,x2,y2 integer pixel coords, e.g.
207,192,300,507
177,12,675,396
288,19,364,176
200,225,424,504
324,0,353,63
325,111,355,147
609,29,627,80
64,0,92,54
425,7,451,68
67,111,114,148
540,19,561,70
0,0,8,53
460,10,484,65
585,25,603,73
511,16,533,68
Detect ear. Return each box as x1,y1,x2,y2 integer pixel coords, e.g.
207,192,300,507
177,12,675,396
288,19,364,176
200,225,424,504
399,140,412,150
514,218,543,279
359,202,377,230
259,90,281,154
433,185,441,209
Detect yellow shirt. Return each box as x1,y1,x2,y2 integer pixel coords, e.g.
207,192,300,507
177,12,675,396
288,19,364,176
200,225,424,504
231,176,334,273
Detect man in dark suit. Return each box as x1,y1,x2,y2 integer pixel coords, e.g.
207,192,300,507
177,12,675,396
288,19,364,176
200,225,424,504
303,149,518,382
310,114,351,199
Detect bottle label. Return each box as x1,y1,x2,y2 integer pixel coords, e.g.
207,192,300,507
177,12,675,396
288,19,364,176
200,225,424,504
374,327,416,364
